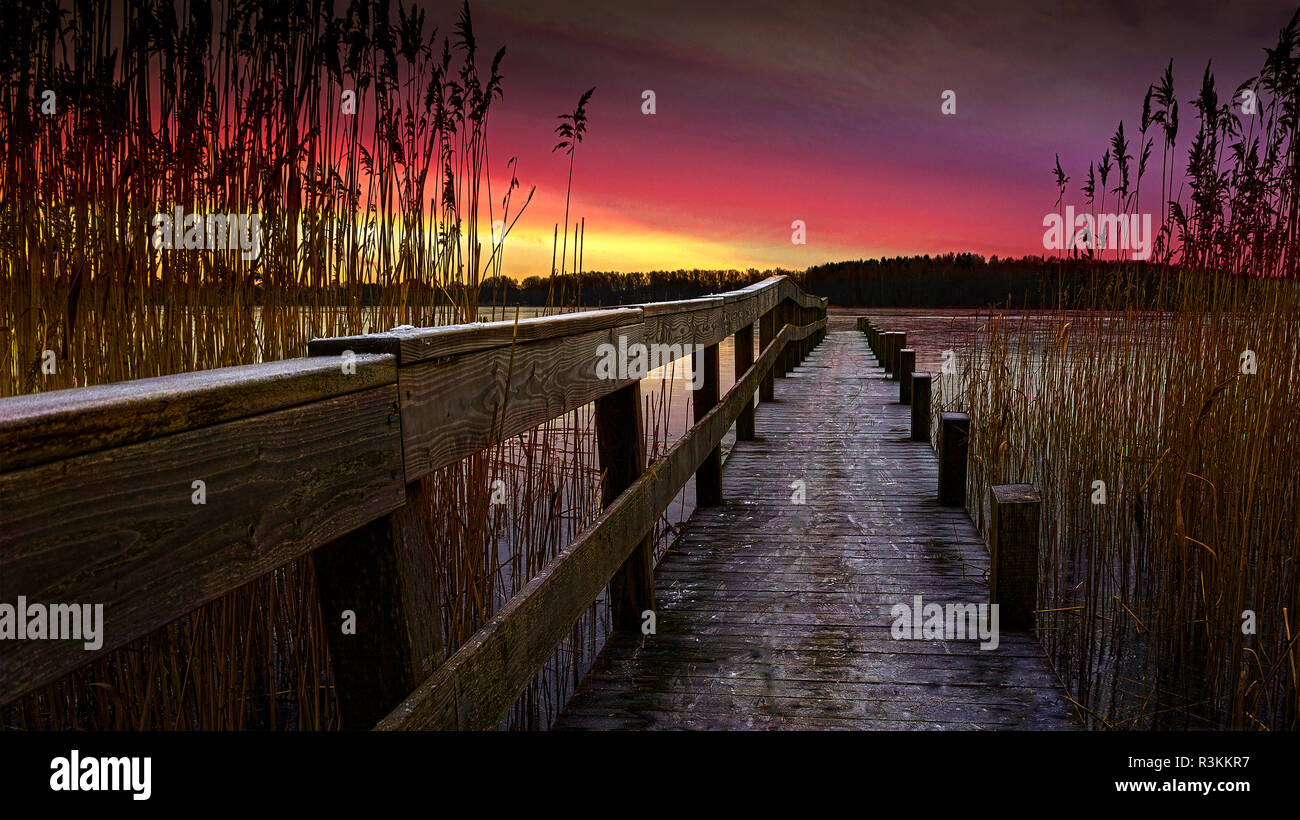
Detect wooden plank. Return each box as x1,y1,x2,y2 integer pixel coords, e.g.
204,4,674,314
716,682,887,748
376,326,796,730
307,308,642,365
0,384,405,704
312,480,445,729
0,354,396,473
390,322,644,483
637,296,724,317
640,302,726,350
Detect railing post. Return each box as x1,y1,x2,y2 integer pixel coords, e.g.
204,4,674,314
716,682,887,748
989,484,1041,630
890,332,907,380
911,372,932,442
595,382,654,632
899,349,916,404
780,303,795,376
759,307,776,402
735,322,755,440
937,411,969,506
693,342,723,506
311,480,444,730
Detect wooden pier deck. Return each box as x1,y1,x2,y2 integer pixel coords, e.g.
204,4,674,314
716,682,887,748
557,330,1079,730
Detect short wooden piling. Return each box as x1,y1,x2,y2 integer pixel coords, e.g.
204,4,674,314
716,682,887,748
911,372,931,442
899,349,916,403
880,332,895,373
735,322,755,440
937,411,969,506
890,332,907,380
989,484,1041,630
693,342,723,506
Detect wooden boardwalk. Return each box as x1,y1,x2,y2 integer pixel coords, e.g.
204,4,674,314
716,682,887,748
557,330,1079,730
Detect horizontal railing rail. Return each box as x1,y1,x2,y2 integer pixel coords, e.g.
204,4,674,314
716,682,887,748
0,274,828,727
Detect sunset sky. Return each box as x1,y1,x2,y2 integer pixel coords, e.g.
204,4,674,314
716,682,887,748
428,0,1298,278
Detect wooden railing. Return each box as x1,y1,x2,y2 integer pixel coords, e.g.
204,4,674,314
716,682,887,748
0,275,828,729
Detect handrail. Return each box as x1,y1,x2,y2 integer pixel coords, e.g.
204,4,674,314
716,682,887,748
0,274,829,721
377,316,826,730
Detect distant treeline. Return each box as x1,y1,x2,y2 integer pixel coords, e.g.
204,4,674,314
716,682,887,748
801,253,1067,307
478,269,793,307
480,256,1188,310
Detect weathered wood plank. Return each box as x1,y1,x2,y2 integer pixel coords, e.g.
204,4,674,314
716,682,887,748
0,354,396,473
640,301,725,350
388,322,644,483
307,308,642,365
0,384,405,704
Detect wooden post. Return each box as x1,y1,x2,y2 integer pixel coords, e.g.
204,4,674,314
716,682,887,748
693,342,723,506
775,303,790,378
595,382,654,632
735,322,755,440
759,307,776,402
911,372,932,442
891,332,907,380
989,484,1041,630
938,412,969,506
312,481,444,730
899,349,916,404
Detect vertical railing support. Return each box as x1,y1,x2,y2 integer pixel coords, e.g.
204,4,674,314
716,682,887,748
990,485,1041,630
899,349,916,404
759,307,775,402
693,342,723,506
595,382,655,631
735,322,756,440
938,412,969,506
775,303,791,378
911,372,932,442
312,480,445,730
